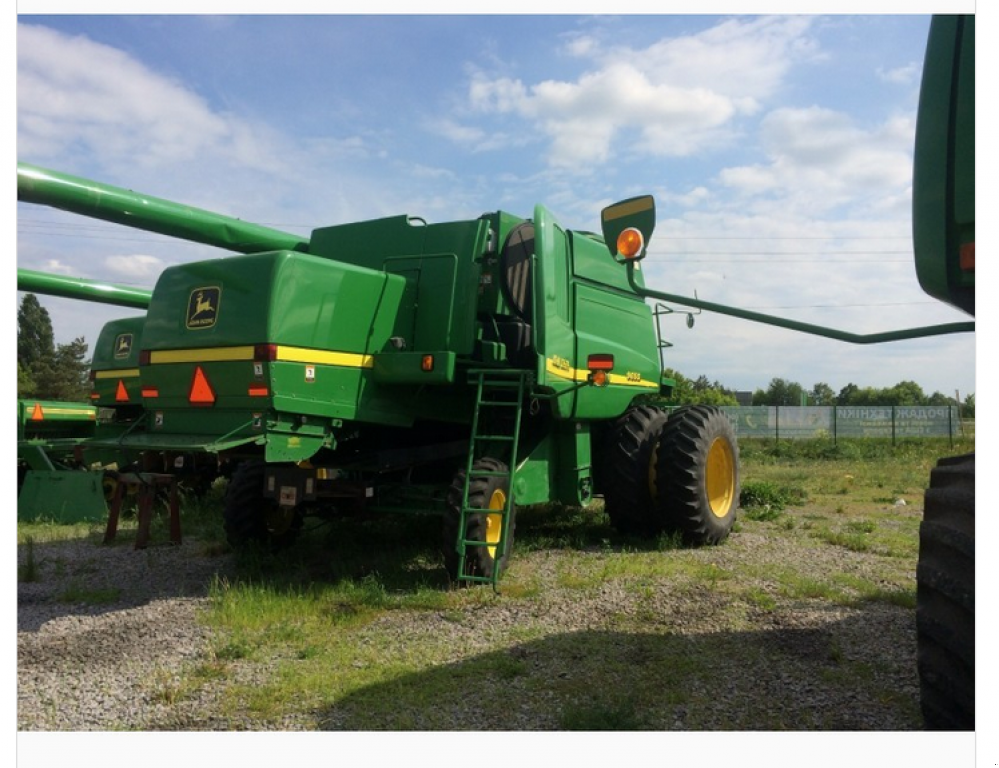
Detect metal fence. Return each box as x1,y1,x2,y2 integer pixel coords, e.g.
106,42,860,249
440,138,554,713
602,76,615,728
690,405,963,443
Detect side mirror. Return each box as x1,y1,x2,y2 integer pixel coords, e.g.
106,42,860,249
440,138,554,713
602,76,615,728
600,195,656,262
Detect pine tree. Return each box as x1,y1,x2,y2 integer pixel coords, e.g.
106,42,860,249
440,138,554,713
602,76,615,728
17,294,90,401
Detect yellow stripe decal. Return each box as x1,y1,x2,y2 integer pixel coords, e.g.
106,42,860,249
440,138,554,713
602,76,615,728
94,368,140,379
150,346,255,364
147,345,373,369
275,346,374,368
545,357,658,389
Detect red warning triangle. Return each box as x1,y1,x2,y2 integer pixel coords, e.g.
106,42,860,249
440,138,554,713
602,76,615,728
189,366,216,405
31,402,44,420
115,380,130,402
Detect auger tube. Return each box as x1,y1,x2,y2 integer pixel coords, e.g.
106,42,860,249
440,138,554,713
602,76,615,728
17,162,310,255
17,268,152,309
625,262,974,345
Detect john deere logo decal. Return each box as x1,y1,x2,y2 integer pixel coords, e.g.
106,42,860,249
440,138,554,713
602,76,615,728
114,333,133,359
186,287,220,329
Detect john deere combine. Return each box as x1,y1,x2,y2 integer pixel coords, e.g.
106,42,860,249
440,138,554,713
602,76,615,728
16,163,752,585
17,128,973,588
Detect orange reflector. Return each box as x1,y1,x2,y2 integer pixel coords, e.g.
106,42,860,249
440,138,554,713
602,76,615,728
421,355,435,372
142,386,160,399
115,380,130,402
31,403,44,420
189,366,216,405
589,370,609,387
248,385,269,397
617,227,645,260
90,392,100,401
960,242,975,271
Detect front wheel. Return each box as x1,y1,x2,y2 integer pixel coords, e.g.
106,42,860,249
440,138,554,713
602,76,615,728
655,405,740,545
600,405,669,537
442,457,516,583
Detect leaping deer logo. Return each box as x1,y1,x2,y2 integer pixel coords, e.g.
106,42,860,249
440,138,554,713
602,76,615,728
187,287,221,329
114,333,133,358
192,291,215,318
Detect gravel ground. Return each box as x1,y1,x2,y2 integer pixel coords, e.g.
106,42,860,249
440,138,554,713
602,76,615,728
17,517,923,731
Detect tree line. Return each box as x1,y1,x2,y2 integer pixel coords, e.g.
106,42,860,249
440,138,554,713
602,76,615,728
663,368,974,418
17,294,90,402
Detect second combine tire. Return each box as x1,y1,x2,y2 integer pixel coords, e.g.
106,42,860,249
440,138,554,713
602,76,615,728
917,453,975,730
223,460,302,550
655,406,739,545
602,405,669,537
443,458,516,583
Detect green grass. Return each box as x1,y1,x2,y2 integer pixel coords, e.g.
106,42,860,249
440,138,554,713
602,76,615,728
16,436,970,730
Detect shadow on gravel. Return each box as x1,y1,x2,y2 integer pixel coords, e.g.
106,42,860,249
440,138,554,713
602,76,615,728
16,533,233,632
316,606,922,731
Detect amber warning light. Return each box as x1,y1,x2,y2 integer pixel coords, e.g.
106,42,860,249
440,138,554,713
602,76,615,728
617,228,645,260
587,354,614,387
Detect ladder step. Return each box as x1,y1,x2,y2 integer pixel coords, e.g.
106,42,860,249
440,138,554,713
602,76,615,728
473,434,515,442
478,399,520,407
476,381,524,389
461,538,505,547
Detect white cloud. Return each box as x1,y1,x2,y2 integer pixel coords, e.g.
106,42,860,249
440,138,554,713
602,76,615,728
38,259,76,276
718,106,913,215
877,62,921,85
104,254,165,279
462,16,819,170
17,23,230,168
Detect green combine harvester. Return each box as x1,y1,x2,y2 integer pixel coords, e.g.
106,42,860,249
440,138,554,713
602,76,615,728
16,144,973,590
19,163,742,585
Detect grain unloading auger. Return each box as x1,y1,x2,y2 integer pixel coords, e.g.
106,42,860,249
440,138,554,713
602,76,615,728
17,161,973,587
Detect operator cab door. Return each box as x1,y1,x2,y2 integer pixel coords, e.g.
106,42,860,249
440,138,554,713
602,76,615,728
531,204,576,418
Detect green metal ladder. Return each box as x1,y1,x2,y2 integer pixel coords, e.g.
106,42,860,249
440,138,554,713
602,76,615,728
456,369,528,588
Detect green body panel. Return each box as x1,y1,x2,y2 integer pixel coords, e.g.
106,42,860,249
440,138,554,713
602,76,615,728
913,15,975,316
512,424,594,507
532,204,577,415
18,399,97,440
18,470,108,523
310,214,489,355
573,283,660,418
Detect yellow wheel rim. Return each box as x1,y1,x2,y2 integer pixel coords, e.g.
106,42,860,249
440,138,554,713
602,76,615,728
485,488,506,560
647,441,660,500
705,437,736,518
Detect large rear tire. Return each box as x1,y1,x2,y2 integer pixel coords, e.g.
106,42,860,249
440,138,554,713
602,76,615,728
917,453,975,730
601,405,669,537
655,405,739,545
443,458,516,583
223,461,302,550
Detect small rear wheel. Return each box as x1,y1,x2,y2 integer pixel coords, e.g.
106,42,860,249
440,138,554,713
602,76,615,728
443,458,516,583
655,405,739,545
223,460,302,550
917,453,974,730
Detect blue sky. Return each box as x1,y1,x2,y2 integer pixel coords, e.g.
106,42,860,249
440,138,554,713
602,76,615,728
15,8,977,401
